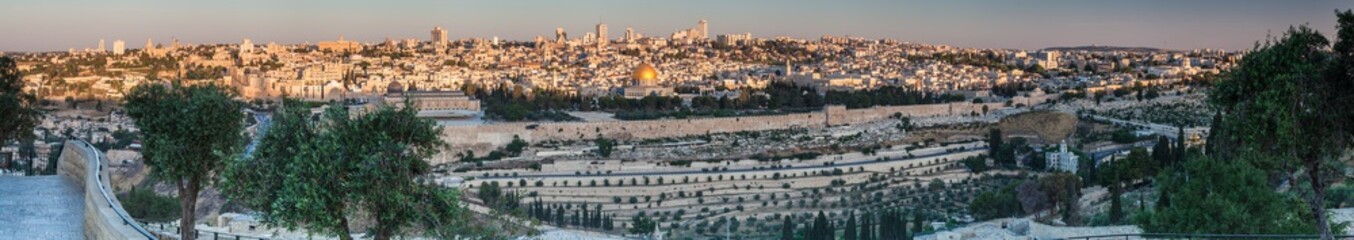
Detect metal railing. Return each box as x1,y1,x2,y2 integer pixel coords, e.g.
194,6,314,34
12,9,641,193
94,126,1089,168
1063,233,1354,239
75,139,158,239
142,222,272,240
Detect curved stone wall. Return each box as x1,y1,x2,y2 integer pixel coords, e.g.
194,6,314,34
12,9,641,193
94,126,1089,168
57,140,158,240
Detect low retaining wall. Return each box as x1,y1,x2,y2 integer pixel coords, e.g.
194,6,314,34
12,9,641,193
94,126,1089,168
58,140,158,240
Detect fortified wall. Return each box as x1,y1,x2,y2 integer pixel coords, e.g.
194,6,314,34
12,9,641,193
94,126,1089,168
58,140,159,240
435,112,826,163
435,94,1055,164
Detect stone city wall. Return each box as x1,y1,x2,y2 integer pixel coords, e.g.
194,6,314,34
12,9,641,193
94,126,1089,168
58,140,158,240
436,94,1057,165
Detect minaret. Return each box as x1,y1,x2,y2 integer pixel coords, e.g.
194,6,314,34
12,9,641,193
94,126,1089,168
145,38,154,50
98,39,105,52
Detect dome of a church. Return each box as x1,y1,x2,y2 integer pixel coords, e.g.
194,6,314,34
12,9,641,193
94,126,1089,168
387,80,404,93
632,63,659,86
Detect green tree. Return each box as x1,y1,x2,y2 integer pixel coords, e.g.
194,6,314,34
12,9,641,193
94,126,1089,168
961,156,990,173
629,215,656,235
988,128,1016,167
222,99,473,240
811,210,832,240
844,211,858,240
1138,154,1315,234
781,216,795,240
118,187,181,223
124,83,244,240
1037,173,1082,222
0,56,42,144
595,136,614,158
505,135,528,156
220,99,335,235
969,181,1023,220
911,211,923,234
1151,135,1172,169
1208,12,1354,238
1109,166,1124,224
860,212,873,240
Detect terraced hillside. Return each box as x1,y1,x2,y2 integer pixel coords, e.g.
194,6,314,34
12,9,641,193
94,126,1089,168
451,141,1013,238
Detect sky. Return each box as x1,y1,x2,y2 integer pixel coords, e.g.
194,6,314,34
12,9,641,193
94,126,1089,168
1,0,1351,52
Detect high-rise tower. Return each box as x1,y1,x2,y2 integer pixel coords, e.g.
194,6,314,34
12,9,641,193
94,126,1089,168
625,28,635,43
697,19,708,39
431,26,448,46
112,40,125,55
596,23,608,48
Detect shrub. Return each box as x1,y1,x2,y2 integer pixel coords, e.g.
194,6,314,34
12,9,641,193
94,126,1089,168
119,188,181,222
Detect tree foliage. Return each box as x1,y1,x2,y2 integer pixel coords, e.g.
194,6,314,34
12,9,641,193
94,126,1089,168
124,83,244,240
1206,11,1354,238
222,99,474,240
628,215,656,235
119,187,181,223
0,56,42,144
595,136,615,157
970,181,1024,220
1138,154,1315,234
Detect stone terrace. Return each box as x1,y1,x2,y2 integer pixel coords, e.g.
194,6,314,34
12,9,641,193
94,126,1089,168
0,175,84,240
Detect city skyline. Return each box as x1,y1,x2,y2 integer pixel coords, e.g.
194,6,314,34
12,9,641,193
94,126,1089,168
2,0,1351,52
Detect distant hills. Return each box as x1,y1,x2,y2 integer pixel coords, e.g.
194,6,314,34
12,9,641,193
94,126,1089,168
1043,45,1170,53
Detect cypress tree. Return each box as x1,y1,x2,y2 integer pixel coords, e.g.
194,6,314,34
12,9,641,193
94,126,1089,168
1110,182,1123,223
899,211,909,240
1175,125,1187,166
813,211,829,240
860,212,872,240
911,211,924,234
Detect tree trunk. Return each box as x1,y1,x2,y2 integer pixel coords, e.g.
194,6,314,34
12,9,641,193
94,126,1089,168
336,216,353,240
335,205,353,240
179,179,199,240
374,228,393,240
1308,163,1333,240
373,206,392,240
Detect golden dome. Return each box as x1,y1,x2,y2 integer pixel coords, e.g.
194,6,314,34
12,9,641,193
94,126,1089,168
632,63,659,86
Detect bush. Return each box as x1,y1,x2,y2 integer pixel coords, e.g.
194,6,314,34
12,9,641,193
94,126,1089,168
119,188,180,222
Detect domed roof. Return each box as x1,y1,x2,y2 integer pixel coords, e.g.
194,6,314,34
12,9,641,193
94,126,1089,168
632,63,659,86
387,80,404,93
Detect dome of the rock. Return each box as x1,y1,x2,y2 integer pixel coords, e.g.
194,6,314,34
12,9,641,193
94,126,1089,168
632,63,659,86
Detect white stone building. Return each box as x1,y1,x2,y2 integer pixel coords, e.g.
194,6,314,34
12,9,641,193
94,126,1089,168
1046,140,1078,172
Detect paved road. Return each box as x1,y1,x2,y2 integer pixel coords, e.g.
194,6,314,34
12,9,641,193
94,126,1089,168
244,113,271,156
0,175,84,240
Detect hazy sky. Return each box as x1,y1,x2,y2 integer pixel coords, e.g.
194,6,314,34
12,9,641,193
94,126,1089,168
2,0,1351,52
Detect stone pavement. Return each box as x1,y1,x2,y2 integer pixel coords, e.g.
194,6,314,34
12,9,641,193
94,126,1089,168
0,175,84,240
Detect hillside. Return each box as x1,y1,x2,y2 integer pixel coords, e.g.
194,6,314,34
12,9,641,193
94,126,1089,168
998,110,1078,144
